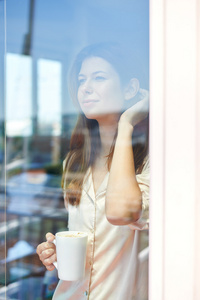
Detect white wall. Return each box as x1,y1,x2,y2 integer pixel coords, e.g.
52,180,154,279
149,0,200,299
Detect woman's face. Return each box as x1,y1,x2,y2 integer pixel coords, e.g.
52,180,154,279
77,56,125,121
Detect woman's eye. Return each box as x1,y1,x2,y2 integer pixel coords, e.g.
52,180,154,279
95,76,105,81
78,78,86,85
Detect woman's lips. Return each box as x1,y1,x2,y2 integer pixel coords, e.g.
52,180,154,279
82,99,99,107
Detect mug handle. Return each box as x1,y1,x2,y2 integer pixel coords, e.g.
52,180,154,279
52,239,58,269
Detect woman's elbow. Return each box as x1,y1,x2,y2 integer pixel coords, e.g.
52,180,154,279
105,194,142,226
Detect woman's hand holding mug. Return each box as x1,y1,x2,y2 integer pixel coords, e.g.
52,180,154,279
36,232,56,271
37,231,88,281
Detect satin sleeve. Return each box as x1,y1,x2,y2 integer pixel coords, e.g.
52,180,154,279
128,156,149,230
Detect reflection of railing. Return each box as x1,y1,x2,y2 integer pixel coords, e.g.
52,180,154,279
0,277,46,299
0,206,68,284
0,177,68,292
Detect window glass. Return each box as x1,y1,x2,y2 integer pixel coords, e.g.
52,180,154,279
0,0,5,295
6,53,32,136
37,59,62,136
1,1,149,299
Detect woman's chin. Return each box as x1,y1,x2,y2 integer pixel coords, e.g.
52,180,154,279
83,110,122,122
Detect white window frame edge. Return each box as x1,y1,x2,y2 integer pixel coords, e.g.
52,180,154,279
149,0,200,299
195,0,200,298
149,0,165,299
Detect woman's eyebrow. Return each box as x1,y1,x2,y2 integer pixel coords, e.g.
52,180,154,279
93,71,107,75
78,71,108,78
79,71,107,76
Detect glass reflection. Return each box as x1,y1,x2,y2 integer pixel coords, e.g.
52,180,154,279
37,42,149,299
1,1,149,299
37,59,62,136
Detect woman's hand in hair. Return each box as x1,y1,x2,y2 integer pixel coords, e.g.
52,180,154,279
120,89,149,129
36,232,56,271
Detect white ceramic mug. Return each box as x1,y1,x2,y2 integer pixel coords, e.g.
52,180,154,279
53,231,88,281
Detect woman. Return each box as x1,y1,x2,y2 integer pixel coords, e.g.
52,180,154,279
37,42,149,299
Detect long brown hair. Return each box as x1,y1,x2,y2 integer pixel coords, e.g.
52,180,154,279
62,43,149,206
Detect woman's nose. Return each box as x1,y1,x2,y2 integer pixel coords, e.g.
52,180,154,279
82,80,93,94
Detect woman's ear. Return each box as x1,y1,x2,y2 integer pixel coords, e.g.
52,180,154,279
124,78,140,100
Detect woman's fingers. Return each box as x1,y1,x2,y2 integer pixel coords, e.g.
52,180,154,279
46,232,55,242
131,89,149,114
39,244,55,260
36,234,56,271
138,89,149,112
43,252,57,267
36,242,56,268
139,88,149,101
46,264,56,271
120,88,149,127
43,251,57,271
37,240,54,256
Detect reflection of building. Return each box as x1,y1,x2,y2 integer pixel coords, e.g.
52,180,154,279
6,53,64,137
0,111,76,296
0,167,68,296
7,170,59,214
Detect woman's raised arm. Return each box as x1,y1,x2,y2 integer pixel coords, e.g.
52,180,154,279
105,89,149,226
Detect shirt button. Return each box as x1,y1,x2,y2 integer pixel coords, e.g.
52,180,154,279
84,291,88,296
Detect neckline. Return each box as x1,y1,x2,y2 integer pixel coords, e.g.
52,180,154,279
92,171,109,196
88,167,109,197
